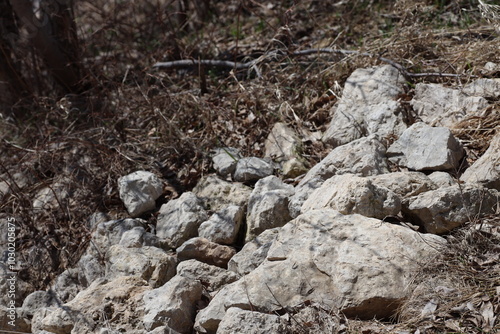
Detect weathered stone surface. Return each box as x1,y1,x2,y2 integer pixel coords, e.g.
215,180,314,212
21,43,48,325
462,78,500,99
146,326,182,334
387,122,464,171
195,210,444,332
32,276,150,334
212,147,241,178
411,83,489,127
193,175,252,212
369,171,437,198
0,306,30,333
119,226,168,249
51,268,81,303
233,157,274,182
228,228,280,276
217,307,285,334
198,205,244,245
404,184,500,234
264,122,301,162
246,176,294,242
105,245,176,288
302,174,401,219
118,171,163,218
176,237,236,269
322,65,407,147
282,157,308,178
289,134,390,217
177,259,239,293
156,192,208,248
143,275,203,333
21,291,59,319
428,171,455,188
32,179,70,212
461,132,500,190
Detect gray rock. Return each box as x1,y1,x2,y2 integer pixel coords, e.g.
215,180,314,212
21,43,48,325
50,268,81,303
282,157,308,178
119,226,168,249
198,205,244,245
216,307,285,334
212,147,241,178
428,171,455,188
462,78,500,99
461,132,500,190
146,326,182,334
246,176,294,242
289,134,390,218
404,184,500,234
0,306,30,333
176,237,236,268
0,171,29,196
302,174,401,219
411,83,489,127
21,291,59,318
264,122,301,162
143,275,202,333
387,122,464,171
156,192,208,248
194,210,445,332
32,179,70,212
228,228,280,276
118,171,163,218
177,259,239,293
322,65,407,147
369,171,437,198
193,175,252,212
233,157,274,182
105,245,176,288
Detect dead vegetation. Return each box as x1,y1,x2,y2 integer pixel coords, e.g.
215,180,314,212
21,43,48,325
0,0,499,332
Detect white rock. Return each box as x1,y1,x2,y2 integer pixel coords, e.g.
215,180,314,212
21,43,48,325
119,226,168,249
369,171,437,198
33,179,70,212
302,174,401,219
217,307,285,334
461,132,500,190
233,157,274,182
156,192,208,248
404,184,500,234
462,78,500,99
50,268,81,303
212,147,241,178
143,275,203,333
228,228,280,276
322,65,407,147
428,171,455,188
282,157,308,178
105,245,176,288
387,122,464,171
289,134,390,217
21,291,59,318
118,171,163,218
177,259,239,293
246,176,294,242
194,210,444,332
198,205,244,245
176,237,236,268
193,175,252,212
411,83,489,127
264,122,301,162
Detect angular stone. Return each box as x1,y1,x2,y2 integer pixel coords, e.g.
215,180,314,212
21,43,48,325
428,171,455,188
282,157,308,178
289,134,390,218
193,175,252,212
198,205,244,245
387,122,464,171
264,122,301,162
194,210,445,332
322,65,407,147
143,275,203,333
404,184,499,234
212,147,241,178
156,192,208,248
176,237,236,269
461,132,500,190
462,78,500,99
369,171,437,198
233,157,274,182
119,226,168,249
217,307,285,334
246,176,294,242
177,259,239,293
105,245,176,288
118,171,163,218
302,174,401,219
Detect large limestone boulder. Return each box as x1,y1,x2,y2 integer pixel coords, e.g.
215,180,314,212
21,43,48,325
301,174,401,219
322,65,407,147
156,192,208,248
118,171,163,217
404,184,500,234
195,210,445,333
143,275,203,333
246,176,294,242
460,132,500,190
289,134,390,217
387,122,464,171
